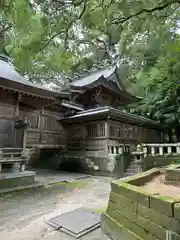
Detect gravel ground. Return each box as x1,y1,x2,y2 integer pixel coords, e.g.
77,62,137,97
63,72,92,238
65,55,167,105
0,176,112,240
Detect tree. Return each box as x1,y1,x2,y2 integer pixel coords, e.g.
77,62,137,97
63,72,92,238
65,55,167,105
0,0,180,91
127,34,180,141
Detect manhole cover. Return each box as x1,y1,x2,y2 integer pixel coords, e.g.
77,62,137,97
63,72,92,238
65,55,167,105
46,207,101,238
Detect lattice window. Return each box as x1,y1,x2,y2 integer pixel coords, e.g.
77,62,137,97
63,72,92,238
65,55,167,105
86,123,105,137
19,111,39,129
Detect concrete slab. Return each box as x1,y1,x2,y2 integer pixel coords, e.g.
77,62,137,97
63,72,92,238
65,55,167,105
47,207,101,238
0,176,112,240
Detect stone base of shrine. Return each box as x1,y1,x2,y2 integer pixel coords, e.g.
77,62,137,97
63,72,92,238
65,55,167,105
0,171,35,190
56,152,121,177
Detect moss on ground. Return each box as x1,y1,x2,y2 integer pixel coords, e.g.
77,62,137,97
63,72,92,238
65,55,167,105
0,180,88,197
88,206,107,214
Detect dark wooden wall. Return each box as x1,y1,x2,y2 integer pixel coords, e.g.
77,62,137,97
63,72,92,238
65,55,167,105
66,119,163,156
0,89,17,148
0,88,66,149
23,107,66,148
108,120,162,144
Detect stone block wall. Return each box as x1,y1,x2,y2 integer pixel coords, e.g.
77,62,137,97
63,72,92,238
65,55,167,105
165,164,180,183
102,168,180,240
143,155,180,170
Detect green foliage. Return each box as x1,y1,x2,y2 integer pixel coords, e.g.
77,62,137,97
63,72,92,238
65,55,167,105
0,0,180,103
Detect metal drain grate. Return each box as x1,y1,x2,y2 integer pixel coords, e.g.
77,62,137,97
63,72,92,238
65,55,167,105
46,207,101,238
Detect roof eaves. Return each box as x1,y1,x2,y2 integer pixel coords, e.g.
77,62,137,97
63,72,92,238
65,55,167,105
61,100,84,111
59,106,165,130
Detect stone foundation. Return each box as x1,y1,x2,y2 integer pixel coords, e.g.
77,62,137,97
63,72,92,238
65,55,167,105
0,171,35,189
26,148,129,177
58,154,116,176
103,168,180,240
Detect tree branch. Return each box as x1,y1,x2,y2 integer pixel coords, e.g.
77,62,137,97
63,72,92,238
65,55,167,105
157,5,180,19
38,1,87,52
0,25,12,35
112,0,180,25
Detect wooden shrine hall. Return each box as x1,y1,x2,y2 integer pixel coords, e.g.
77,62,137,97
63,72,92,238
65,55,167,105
0,55,165,175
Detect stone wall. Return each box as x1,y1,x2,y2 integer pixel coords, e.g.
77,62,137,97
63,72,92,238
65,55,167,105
102,168,180,240
165,164,180,183
143,155,180,170
57,154,117,176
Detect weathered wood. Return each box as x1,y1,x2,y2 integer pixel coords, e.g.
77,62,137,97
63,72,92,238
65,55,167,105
108,120,162,144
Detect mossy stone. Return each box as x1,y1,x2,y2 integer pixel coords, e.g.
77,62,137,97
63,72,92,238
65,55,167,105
102,213,143,240
138,203,180,234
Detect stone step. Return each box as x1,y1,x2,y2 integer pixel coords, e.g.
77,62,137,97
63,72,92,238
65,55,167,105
128,162,140,167
126,166,139,171
124,172,136,177
125,170,139,175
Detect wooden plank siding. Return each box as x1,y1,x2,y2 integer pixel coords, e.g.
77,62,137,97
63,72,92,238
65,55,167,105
20,106,66,148
108,120,162,144
66,119,163,153
0,88,66,149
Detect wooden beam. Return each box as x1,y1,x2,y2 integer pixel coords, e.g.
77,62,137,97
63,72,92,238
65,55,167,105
14,92,21,117
39,108,44,144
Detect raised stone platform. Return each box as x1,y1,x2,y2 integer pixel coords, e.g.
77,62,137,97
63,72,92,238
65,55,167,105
102,168,180,240
0,171,35,189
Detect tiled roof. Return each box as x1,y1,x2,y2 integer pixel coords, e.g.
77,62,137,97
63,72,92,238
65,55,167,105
0,60,68,98
70,66,117,88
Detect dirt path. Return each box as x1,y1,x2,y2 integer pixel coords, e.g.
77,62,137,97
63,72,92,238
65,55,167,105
141,174,180,197
0,176,111,240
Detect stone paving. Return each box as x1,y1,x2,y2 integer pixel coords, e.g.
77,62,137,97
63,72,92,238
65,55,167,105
0,172,112,240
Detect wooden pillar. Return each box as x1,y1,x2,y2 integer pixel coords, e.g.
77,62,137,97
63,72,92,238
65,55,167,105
105,121,109,138
39,108,44,144
14,93,21,117
105,120,109,153
13,93,21,147
22,120,27,155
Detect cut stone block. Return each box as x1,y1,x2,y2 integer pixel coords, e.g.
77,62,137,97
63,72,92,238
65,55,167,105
106,209,158,240
107,201,167,240
102,213,143,240
173,203,180,221
138,203,180,234
111,182,151,207
150,195,180,217
109,192,137,213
